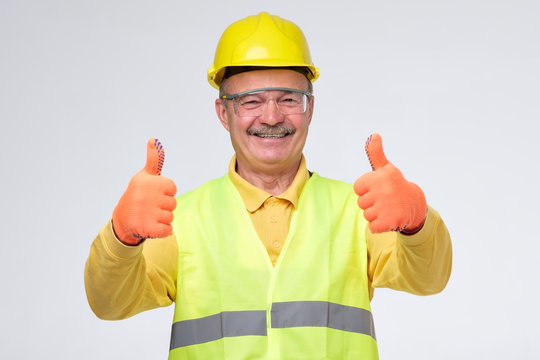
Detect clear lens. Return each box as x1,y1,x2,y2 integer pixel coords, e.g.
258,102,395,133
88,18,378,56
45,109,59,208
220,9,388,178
230,90,310,117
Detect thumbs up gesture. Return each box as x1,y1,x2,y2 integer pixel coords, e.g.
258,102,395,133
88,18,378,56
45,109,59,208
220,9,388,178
112,138,177,245
353,134,426,234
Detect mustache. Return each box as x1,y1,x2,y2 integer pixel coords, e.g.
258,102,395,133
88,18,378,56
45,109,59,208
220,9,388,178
247,125,296,137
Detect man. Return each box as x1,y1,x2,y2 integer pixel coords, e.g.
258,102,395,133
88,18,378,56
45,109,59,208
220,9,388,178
85,12,452,359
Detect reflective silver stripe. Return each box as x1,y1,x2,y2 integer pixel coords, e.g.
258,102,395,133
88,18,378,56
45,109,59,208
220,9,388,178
170,310,267,349
170,302,375,349
271,301,376,339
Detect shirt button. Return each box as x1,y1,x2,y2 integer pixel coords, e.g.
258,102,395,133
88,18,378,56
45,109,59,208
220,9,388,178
271,217,278,223
273,241,280,248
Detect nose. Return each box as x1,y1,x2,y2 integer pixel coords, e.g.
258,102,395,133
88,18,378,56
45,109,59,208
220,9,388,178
261,99,284,125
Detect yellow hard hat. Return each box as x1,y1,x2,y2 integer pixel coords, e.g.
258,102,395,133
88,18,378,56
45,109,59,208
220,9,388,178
207,12,320,89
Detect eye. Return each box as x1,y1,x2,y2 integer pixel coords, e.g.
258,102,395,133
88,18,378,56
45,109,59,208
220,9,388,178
238,95,263,108
278,93,302,106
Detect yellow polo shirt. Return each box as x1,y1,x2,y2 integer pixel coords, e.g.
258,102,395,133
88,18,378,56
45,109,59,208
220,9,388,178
228,155,310,266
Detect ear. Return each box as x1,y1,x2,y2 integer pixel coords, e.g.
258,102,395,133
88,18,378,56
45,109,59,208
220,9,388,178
215,98,230,131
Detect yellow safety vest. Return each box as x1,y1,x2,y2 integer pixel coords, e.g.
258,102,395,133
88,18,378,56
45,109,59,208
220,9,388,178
169,173,378,359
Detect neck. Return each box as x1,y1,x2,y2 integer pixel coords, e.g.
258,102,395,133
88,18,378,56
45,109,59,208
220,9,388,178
236,157,301,196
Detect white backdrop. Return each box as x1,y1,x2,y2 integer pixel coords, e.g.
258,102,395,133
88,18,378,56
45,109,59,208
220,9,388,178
1,0,539,359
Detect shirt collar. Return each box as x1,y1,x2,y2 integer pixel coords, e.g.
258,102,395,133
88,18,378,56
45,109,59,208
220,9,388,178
228,155,310,212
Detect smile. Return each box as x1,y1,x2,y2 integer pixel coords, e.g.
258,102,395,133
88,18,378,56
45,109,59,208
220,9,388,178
247,125,296,139
254,133,289,139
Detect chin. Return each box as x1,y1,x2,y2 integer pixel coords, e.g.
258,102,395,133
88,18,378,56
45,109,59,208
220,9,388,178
254,151,297,167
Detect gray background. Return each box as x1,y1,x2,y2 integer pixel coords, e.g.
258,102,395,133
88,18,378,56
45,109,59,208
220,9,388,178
1,0,539,358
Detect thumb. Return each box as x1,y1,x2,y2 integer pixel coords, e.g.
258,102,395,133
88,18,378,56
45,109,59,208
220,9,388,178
144,137,165,175
365,133,389,170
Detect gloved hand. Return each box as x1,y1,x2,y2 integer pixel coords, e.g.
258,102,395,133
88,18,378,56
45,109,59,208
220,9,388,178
353,133,426,234
112,138,177,245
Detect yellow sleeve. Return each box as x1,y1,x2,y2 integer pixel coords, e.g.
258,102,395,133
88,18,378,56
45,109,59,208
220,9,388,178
84,220,178,320
367,206,452,299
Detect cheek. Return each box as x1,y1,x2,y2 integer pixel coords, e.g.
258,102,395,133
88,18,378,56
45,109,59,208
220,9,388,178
294,118,311,134
228,120,251,142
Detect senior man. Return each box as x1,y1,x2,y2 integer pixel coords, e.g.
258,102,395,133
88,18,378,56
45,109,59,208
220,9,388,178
85,12,452,360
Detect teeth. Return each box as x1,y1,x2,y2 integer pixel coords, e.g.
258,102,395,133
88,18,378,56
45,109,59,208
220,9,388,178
257,134,286,138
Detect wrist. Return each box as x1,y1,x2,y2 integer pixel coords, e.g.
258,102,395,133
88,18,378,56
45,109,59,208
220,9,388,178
111,219,146,246
399,220,425,235
100,221,144,260
399,207,428,235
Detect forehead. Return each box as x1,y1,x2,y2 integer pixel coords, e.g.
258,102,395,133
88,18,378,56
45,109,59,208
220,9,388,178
225,69,308,93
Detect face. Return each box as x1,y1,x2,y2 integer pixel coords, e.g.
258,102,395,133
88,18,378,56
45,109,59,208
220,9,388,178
215,69,314,174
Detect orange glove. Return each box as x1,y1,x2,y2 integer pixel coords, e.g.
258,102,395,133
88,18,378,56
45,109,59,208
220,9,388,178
353,133,426,234
112,138,177,245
